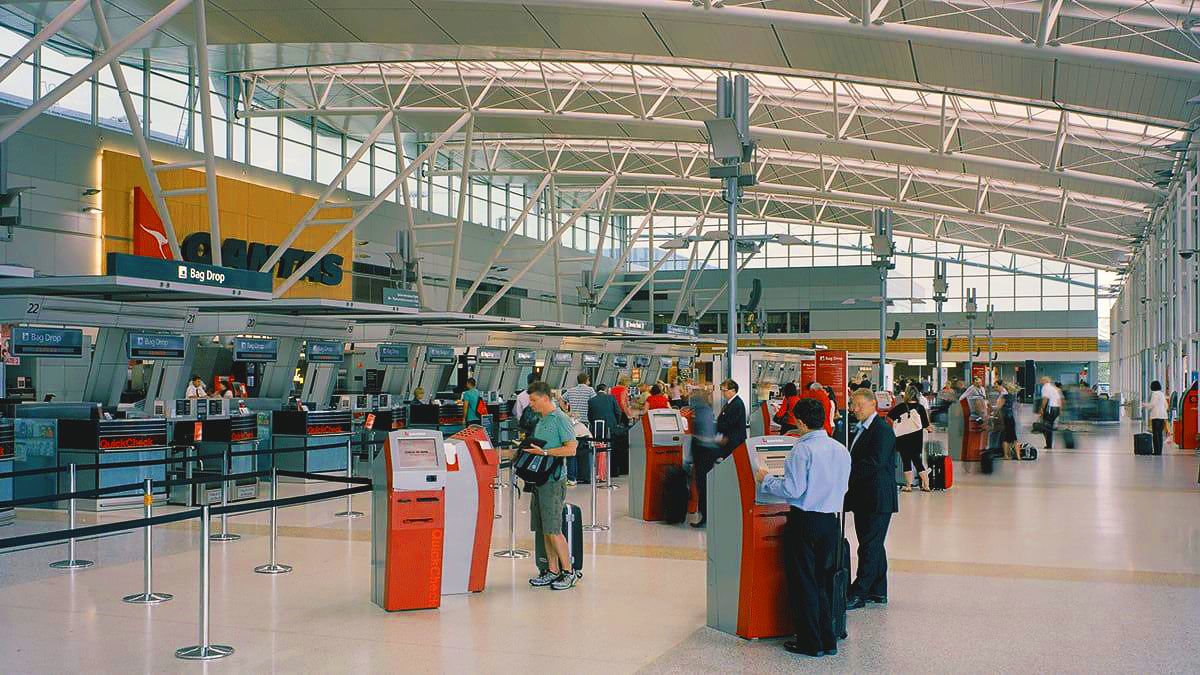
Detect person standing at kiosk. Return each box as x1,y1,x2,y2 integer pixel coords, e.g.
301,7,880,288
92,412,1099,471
753,398,850,657
462,378,482,425
695,380,747,528
522,381,580,591
845,388,898,610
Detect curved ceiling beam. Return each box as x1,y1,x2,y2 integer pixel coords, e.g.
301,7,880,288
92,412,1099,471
458,0,1200,80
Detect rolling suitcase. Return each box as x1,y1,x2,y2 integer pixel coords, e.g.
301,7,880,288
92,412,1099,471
980,449,995,475
1062,428,1076,450
661,465,691,524
535,503,584,575
831,512,849,641
928,454,954,490
1020,443,1039,461
1134,419,1154,456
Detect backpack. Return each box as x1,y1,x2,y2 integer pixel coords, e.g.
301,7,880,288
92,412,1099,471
512,438,561,486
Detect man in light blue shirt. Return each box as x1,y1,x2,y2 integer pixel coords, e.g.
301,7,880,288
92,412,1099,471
753,398,850,658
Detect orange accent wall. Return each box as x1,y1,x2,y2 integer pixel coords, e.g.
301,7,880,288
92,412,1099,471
100,150,353,300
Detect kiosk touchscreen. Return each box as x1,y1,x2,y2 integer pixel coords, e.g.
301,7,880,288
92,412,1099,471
706,435,799,639
628,408,691,521
371,429,447,612
441,426,499,595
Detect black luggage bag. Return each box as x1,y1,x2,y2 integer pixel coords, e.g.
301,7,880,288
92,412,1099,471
1134,432,1153,455
1062,428,1076,450
661,465,691,524
980,449,995,475
535,503,584,574
831,512,849,641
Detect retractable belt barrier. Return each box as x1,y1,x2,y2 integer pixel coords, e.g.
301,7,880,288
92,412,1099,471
0,470,269,510
0,449,224,480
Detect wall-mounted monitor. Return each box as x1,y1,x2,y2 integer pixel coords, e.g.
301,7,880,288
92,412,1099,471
377,343,409,365
513,349,536,366
305,340,344,363
659,356,674,371
633,355,651,368
127,332,186,360
425,345,456,365
11,327,84,358
233,337,278,362
476,347,504,364
551,352,573,367
612,355,629,368
581,352,601,367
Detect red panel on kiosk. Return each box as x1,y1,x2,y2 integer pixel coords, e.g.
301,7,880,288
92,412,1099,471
960,399,985,462
1174,382,1198,450
450,425,499,593
800,360,816,389
730,441,792,639
639,414,684,521
381,435,445,611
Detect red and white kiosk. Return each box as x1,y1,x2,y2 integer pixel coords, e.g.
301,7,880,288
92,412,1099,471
628,407,689,521
442,425,499,594
371,429,447,611
706,435,797,639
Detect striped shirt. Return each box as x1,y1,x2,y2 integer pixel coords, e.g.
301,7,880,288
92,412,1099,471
563,384,596,421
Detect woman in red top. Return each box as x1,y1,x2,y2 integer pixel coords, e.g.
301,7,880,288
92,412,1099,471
610,376,630,417
646,384,671,410
800,382,835,436
778,382,802,434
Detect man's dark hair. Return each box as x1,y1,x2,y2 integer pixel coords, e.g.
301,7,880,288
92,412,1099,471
466,378,476,387
577,372,590,385
650,385,662,396
527,381,552,398
1151,380,1162,391
793,398,826,432
596,384,608,393
527,372,539,385
721,379,739,393
781,382,797,397
191,374,201,381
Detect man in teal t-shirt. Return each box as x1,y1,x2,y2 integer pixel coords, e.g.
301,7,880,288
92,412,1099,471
462,377,482,423
522,381,579,591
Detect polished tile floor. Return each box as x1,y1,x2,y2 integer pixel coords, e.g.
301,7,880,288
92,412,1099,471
0,417,1197,673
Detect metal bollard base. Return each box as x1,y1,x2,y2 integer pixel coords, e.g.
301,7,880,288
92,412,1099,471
175,644,234,661
123,591,173,604
254,563,293,575
493,549,530,559
209,532,241,542
583,524,610,532
49,559,94,569
334,510,364,518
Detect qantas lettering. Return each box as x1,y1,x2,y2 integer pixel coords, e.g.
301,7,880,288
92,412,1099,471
181,232,344,286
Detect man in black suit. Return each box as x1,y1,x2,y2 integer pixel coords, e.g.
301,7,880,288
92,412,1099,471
694,379,746,528
844,387,898,609
587,384,621,439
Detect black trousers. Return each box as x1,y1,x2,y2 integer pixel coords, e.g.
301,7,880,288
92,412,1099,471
692,444,724,521
1042,406,1060,448
1152,418,1165,455
850,512,892,599
782,509,838,652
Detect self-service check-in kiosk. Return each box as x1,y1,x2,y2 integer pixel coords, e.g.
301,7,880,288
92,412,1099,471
629,407,690,521
707,435,796,639
442,426,499,594
948,398,986,462
371,429,447,611
57,415,170,511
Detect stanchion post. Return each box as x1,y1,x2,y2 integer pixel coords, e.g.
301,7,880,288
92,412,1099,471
254,465,293,574
210,447,240,542
335,438,363,518
176,504,234,660
123,478,172,603
493,461,529,559
583,441,609,532
595,420,617,491
50,463,93,570
492,464,503,520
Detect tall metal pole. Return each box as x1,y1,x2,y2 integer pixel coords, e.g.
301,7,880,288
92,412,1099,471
934,260,948,391
879,265,887,388
966,288,978,382
873,209,893,390
986,304,995,385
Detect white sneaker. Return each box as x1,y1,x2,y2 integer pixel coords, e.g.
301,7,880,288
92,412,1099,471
529,571,557,587
551,571,579,591
566,480,578,487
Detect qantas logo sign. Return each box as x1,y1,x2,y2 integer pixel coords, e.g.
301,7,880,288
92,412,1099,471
130,187,344,286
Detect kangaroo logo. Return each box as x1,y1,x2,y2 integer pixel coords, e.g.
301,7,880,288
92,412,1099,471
139,223,171,259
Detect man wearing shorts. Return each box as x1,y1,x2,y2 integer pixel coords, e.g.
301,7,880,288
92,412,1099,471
523,381,580,591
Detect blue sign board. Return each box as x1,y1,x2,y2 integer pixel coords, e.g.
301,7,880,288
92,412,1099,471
476,347,504,364
306,340,344,363
612,355,629,368
382,287,420,309
581,352,601,367
426,345,456,365
633,355,651,368
233,337,278,362
106,252,272,293
551,352,573,367
659,356,674,371
665,324,698,338
377,343,409,365
513,349,536,367
128,332,186,360
11,327,84,357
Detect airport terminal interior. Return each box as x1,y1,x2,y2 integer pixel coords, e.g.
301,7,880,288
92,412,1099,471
0,0,1197,672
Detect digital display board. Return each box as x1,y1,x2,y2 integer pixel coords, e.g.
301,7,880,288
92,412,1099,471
581,352,601,367
11,327,84,358
127,332,186,360
305,340,344,363
233,337,278,362
396,438,440,469
425,345,456,365
551,352,573,367
476,347,504,364
650,413,682,432
513,349,536,366
612,355,628,368
633,355,651,368
377,343,409,365
659,356,674,371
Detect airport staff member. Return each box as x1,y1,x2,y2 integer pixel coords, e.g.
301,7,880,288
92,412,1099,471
754,398,850,658
522,381,580,591
844,387,898,610
185,375,207,399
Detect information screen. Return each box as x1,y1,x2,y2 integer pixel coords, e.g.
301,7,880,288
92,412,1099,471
11,327,84,358
551,352,573,367
175,399,192,416
426,345,456,365
581,352,601,367
207,399,224,416
612,355,628,368
650,413,681,433
306,340,344,363
756,444,792,476
233,337,278,362
633,355,651,368
477,347,504,364
377,343,409,365
128,332,186,360
513,349,536,366
659,356,673,371
356,394,369,408
396,438,440,469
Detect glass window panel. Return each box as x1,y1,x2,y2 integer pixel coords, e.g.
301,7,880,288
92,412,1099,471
316,150,340,184
148,99,187,144
192,112,227,157
1014,275,1040,297
376,167,397,202
1070,295,1095,310
990,297,1015,311
282,117,309,142
230,121,246,162
316,130,341,153
990,274,1015,298
1043,279,1069,297
1014,296,1040,311
0,60,33,104
1043,296,1068,310
766,312,789,333
250,130,278,172
347,161,370,195
97,85,134,130
282,140,311,180
40,56,92,121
